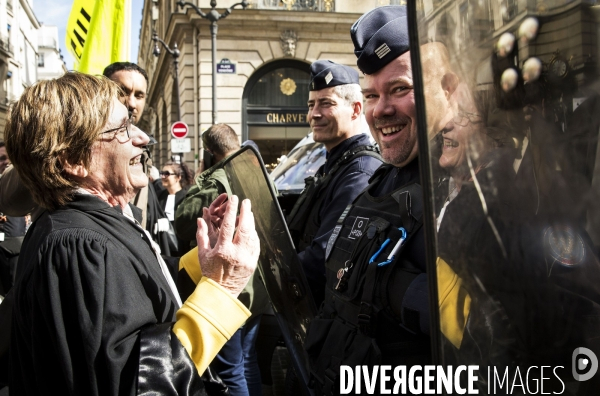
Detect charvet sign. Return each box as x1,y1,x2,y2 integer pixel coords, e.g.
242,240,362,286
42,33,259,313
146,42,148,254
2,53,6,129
246,108,309,126
266,113,307,123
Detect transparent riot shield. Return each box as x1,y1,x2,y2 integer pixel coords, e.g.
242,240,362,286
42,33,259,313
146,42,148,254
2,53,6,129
219,146,317,395
410,1,600,393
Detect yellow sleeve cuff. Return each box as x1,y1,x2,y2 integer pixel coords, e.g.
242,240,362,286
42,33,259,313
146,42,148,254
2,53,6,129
173,277,251,374
179,246,202,284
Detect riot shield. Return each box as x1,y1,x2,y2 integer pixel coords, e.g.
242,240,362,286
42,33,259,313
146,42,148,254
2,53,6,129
410,1,600,393
219,146,317,395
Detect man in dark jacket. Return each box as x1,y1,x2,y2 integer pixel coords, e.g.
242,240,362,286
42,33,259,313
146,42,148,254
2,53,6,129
287,60,382,307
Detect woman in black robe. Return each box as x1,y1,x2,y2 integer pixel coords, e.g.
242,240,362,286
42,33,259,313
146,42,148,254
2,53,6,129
3,72,260,396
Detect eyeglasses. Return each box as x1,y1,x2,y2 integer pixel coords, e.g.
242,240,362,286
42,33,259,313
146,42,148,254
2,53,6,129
453,111,483,127
101,116,132,141
160,171,177,177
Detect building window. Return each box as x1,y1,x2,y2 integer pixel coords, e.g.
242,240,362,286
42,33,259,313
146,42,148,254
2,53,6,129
248,67,309,107
255,0,330,11
502,0,518,22
244,61,311,168
38,53,44,68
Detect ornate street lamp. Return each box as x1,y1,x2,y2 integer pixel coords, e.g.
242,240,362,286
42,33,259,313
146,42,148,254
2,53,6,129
177,0,249,125
152,30,182,122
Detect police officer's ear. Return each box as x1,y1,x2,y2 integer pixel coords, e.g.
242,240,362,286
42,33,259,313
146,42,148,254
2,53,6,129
441,72,459,101
351,100,362,120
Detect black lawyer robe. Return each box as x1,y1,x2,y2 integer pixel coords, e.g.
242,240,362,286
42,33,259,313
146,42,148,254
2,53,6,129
9,194,204,396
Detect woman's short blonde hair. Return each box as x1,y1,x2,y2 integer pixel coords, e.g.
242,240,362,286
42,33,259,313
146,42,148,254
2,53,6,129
5,72,121,210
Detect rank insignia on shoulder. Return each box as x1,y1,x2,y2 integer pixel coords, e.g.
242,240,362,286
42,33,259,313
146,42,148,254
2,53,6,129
543,225,585,267
337,205,352,224
325,225,342,261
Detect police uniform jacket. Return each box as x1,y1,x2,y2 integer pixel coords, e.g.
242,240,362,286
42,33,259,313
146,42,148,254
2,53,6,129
298,134,382,305
368,158,428,333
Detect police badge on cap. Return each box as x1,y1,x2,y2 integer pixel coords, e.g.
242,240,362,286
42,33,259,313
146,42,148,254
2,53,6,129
350,5,409,75
309,60,359,91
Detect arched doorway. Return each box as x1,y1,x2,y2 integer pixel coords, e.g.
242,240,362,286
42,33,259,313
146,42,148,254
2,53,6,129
242,60,311,169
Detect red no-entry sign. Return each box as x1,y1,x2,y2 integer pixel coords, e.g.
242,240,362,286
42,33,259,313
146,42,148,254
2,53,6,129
171,121,189,139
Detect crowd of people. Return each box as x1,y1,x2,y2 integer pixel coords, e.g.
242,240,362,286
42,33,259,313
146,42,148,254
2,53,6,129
0,3,599,396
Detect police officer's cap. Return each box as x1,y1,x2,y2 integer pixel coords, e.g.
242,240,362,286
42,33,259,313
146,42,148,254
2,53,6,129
309,60,359,91
351,5,409,75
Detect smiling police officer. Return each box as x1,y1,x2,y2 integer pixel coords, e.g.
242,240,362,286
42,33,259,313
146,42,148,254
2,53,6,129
286,60,382,307
303,7,432,395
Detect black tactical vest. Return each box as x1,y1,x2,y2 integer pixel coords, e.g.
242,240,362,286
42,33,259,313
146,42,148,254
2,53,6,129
287,145,382,252
304,168,430,396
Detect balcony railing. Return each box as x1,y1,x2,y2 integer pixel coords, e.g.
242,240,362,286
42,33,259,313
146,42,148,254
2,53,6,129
38,37,57,49
248,0,335,12
0,35,13,56
0,94,17,106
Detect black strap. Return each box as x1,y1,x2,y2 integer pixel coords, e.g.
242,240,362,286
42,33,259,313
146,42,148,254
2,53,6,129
381,221,424,330
358,261,379,336
326,145,382,177
312,145,381,197
357,201,423,336
287,145,382,236
391,183,423,233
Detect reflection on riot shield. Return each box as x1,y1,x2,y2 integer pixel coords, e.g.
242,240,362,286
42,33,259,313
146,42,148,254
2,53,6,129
219,146,317,395
413,1,600,393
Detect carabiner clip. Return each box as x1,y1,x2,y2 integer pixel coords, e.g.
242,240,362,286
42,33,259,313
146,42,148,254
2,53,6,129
368,227,407,267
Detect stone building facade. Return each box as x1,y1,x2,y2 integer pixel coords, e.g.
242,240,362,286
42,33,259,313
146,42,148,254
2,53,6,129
37,24,67,81
421,0,598,94
0,0,39,139
137,0,404,170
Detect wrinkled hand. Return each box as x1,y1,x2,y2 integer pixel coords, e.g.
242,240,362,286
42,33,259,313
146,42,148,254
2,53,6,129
202,193,230,248
196,195,260,297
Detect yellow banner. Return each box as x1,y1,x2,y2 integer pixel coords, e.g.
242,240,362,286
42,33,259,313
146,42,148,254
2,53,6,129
65,0,131,75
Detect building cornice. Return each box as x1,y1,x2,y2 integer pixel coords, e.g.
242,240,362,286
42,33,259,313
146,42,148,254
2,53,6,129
141,7,365,127
20,0,41,29
182,8,362,30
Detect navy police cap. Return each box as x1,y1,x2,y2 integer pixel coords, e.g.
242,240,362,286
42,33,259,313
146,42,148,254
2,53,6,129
309,60,359,91
351,5,409,75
